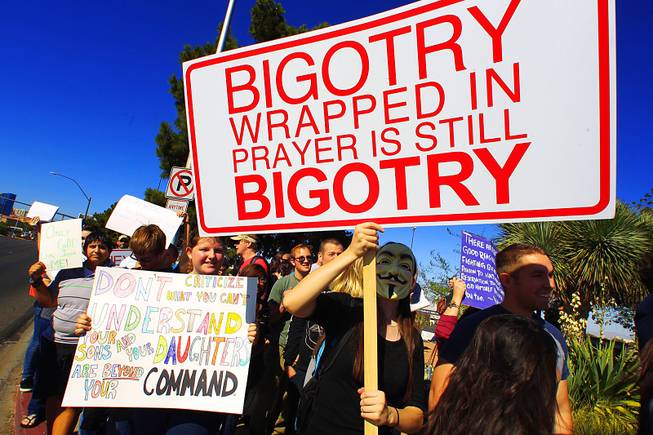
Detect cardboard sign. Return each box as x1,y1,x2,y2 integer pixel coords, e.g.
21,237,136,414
110,249,132,267
62,267,257,413
39,219,83,271
27,201,60,222
166,199,190,214
166,167,194,200
106,195,183,247
184,0,615,235
459,231,503,309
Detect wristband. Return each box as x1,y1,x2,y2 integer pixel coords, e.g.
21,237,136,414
448,301,460,309
393,406,400,427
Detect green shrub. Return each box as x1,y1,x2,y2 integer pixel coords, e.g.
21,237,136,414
567,337,639,434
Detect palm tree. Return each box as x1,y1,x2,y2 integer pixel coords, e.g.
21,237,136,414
496,202,653,314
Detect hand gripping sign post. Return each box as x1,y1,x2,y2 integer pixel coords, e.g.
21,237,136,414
183,1,615,432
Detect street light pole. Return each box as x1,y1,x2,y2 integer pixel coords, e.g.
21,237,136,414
49,172,92,219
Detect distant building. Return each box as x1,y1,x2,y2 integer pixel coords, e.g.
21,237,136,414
0,193,16,216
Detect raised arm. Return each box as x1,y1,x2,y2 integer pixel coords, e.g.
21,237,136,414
28,261,56,307
283,222,383,318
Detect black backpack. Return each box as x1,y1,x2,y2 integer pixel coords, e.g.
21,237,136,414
296,328,355,434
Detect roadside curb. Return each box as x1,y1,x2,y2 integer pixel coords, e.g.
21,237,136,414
0,308,34,343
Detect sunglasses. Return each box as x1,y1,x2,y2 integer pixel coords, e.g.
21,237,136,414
293,256,312,264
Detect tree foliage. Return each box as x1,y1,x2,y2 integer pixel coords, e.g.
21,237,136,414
149,1,345,252
154,30,238,177
496,201,653,313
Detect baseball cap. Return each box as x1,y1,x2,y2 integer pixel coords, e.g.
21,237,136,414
230,234,258,244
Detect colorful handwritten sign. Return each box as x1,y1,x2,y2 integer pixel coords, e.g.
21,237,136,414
62,268,257,414
39,219,83,271
459,231,502,309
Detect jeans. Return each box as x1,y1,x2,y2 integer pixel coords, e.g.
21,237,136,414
22,303,49,380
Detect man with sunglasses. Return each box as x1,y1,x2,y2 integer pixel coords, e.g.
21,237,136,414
268,243,313,435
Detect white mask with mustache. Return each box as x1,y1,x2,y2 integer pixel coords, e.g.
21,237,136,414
375,243,415,300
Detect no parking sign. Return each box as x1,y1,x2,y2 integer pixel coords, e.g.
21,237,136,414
165,167,194,200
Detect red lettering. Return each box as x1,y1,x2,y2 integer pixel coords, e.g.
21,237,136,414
323,100,346,133
416,15,465,78
503,108,527,140
352,95,376,129
368,26,411,86
323,41,370,96
232,149,248,173
234,175,270,220
287,168,329,217
266,109,290,141
427,152,479,207
487,63,521,107
383,87,409,124
474,142,530,204
229,113,261,145
276,52,318,104
333,163,379,213
415,81,445,119
379,157,421,210
415,122,438,151
314,137,334,164
272,172,285,218
478,113,501,144
225,65,260,114
468,0,521,63
295,105,319,137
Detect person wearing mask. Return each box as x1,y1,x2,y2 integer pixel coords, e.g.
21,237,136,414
283,223,426,435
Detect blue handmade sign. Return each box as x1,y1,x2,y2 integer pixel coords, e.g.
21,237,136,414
459,232,503,309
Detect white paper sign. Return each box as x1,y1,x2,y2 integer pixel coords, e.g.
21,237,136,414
39,219,83,271
62,267,257,413
27,201,60,222
184,0,616,235
106,195,183,247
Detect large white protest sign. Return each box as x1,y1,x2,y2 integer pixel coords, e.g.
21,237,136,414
27,201,60,222
184,0,615,235
62,268,257,414
39,219,83,271
106,195,183,247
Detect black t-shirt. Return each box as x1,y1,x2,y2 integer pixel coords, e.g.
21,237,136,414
306,292,426,435
439,304,569,380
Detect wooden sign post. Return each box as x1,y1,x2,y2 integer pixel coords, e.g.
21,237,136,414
362,249,378,435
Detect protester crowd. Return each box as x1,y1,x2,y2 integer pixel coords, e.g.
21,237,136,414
16,216,591,435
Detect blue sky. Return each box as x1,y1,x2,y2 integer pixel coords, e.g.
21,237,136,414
1,0,650,273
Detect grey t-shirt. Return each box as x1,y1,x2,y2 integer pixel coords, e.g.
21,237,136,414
50,266,96,345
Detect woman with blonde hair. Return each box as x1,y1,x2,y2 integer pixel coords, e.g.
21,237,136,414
283,222,426,435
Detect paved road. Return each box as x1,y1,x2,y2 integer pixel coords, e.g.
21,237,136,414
0,236,37,341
